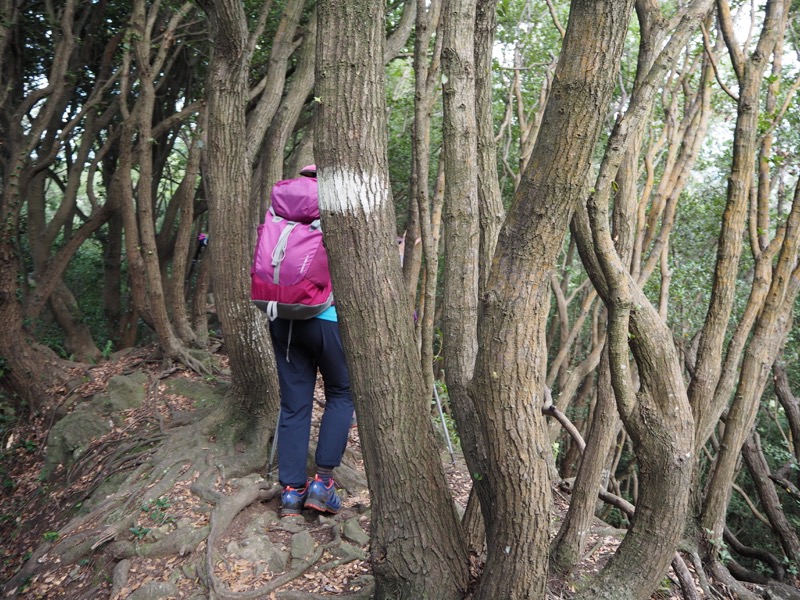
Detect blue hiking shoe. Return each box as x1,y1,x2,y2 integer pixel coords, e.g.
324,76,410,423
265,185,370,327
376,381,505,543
305,475,342,514
281,482,309,517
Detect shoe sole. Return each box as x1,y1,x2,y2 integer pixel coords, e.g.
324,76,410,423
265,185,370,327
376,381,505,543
305,499,340,514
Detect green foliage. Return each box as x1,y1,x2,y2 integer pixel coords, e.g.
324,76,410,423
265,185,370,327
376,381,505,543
140,496,174,526
664,186,727,336
785,556,799,578
100,340,114,360
18,439,37,453
431,380,461,452
704,529,733,564
385,56,442,234
129,525,151,539
42,531,59,542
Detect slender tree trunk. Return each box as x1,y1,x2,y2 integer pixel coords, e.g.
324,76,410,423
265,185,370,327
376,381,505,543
440,0,488,523
167,132,203,347
689,0,790,448
411,0,442,403
741,432,800,565
474,0,504,293
701,181,800,561
551,346,617,573
773,360,800,463
257,9,316,204
48,284,102,362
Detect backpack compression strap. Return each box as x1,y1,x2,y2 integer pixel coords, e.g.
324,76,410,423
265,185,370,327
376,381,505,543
269,215,321,284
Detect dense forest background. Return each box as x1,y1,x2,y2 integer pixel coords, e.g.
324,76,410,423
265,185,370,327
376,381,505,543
1,0,800,598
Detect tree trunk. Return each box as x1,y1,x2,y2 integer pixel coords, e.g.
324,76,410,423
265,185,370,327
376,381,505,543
0,0,79,409
468,1,636,597
742,432,800,566
316,0,469,597
411,0,443,404
701,180,800,562
199,0,281,433
773,360,800,463
48,284,102,362
440,0,486,520
551,346,618,573
474,0,504,293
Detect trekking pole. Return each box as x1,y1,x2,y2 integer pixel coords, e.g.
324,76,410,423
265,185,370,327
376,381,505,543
433,382,456,465
266,408,281,481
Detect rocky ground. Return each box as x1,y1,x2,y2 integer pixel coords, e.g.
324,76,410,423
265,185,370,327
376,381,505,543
0,344,723,599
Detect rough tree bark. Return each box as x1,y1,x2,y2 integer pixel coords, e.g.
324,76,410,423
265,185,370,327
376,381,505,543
198,0,280,435
0,0,81,409
315,0,469,597
552,0,714,579
440,0,485,527
467,1,636,598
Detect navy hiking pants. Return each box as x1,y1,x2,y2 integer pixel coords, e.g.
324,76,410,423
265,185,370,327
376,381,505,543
269,317,354,488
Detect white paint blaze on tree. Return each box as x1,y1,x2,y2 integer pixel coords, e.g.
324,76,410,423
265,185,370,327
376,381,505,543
319,167,388,216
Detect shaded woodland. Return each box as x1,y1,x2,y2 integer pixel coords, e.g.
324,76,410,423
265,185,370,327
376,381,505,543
1,0,800,598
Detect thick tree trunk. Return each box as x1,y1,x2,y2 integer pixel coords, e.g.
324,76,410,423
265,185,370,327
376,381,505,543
316,0,469,597
0,1,79,408
0,249,74,412
468,2,636,598
199,0,281,431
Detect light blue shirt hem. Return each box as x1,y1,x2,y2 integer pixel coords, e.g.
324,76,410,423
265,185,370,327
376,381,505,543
315,305,337,321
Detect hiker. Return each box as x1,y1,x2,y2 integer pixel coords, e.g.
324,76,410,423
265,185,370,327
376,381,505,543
257,165,355,517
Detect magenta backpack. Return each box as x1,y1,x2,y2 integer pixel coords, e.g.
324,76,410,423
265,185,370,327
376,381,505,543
251,175,333,320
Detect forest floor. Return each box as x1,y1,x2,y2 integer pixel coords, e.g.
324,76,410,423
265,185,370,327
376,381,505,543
0,344,735,599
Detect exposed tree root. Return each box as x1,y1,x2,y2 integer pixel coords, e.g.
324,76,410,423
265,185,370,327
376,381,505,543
194,479,281,581
107,524,212,559
672,552,700,600
724,526,786,580
169,345,214,378
708,559,762,600
273,585,376,600
1,386,377,599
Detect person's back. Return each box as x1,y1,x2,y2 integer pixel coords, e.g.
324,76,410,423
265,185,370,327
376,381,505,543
263,165,354,517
